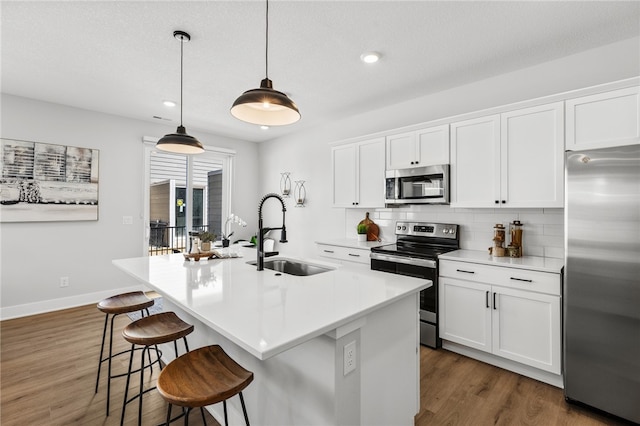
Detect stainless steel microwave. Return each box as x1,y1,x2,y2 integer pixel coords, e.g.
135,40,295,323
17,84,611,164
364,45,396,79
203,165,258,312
385,165,450,205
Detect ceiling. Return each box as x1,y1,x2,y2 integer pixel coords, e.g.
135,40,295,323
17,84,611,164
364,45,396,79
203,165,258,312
2,1,639,143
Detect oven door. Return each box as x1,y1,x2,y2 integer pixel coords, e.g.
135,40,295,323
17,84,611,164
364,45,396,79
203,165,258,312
370,252,440,348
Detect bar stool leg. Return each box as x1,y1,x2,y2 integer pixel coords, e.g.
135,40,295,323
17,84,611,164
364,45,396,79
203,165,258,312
95,313,109,394
240,392,250,426
137,346,149,426
223,400,228,426
120,343,135,426
200,407,207,425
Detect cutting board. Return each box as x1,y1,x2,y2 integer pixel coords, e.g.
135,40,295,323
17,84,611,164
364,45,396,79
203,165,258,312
358,212,380,242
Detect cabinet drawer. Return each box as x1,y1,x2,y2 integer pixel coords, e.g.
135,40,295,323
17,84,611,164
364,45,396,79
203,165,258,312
317,244,370,264
440,260,560,296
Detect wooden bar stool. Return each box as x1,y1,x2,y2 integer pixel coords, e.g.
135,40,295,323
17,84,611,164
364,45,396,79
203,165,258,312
157,345,254,426
96,291,155,415
120,311,194,426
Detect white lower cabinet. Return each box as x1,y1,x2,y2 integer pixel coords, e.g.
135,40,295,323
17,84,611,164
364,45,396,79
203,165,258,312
439,260,561,375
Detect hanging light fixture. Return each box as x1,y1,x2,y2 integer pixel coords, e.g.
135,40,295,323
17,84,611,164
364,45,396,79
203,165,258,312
231,0,300,126
156,30,204,155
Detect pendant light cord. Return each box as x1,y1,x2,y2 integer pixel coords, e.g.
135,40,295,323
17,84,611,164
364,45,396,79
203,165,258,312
180,34,184,127
265,0,269,80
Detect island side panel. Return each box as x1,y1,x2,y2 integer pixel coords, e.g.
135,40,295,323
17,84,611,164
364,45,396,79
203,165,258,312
361,292,420,425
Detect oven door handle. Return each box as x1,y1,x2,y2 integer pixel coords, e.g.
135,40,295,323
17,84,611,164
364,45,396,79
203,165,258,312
370,252,436,268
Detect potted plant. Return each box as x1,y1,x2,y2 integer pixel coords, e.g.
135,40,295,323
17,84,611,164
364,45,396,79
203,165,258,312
222,213,247,247
357,223,368,242
199,231,216,252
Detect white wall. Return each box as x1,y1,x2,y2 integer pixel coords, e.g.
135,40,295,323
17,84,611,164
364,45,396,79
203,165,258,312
0,95,260,318
259,37,640,259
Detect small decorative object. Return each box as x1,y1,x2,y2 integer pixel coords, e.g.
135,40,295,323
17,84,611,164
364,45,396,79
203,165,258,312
489,223,506,257
358,212,380,242
508,220,524,257
198,231,216,252
189,231,201,254
294,180,306,207
222,213,247,246
280,172,291,197
357,223,368,242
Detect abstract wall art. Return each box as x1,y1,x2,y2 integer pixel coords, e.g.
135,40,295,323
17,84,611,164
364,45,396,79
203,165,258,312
0,138,99,222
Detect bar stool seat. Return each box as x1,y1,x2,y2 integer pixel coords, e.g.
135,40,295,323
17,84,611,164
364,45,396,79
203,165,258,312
95,291,154,415
121,312,194,426
157,345,254,425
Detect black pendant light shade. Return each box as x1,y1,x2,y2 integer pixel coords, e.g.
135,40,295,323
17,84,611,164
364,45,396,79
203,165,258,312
156,125,204,154
157,30,204,154
231,78,300,126
231,0,300,126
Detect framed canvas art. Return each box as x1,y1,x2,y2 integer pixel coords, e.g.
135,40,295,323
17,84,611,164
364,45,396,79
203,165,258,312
0,138,99,222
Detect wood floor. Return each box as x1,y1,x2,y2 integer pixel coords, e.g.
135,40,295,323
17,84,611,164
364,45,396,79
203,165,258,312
0,304,631,426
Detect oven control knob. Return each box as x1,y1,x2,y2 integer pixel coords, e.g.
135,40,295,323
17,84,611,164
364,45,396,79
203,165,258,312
396,226,401,231
402,226,406,230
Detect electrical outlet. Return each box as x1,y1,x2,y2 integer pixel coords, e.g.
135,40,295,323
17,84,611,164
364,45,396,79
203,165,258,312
122,216,133,225
343,340,356,376
59,277,69,288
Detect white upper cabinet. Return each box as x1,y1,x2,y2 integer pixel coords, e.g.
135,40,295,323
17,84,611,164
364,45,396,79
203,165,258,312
332,137,385,208
450,115,501,208
451,102,564,208
386,124,449,170
566,86,640,150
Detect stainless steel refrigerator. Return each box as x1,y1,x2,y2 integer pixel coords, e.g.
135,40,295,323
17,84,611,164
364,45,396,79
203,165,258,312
564,144,640,423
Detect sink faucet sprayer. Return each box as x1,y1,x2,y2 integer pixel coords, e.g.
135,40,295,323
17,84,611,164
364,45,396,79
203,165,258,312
257,193,288,271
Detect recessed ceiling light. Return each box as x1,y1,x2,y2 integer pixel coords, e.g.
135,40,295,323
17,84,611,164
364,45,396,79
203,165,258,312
163,100,177,107
360,52,380,64
260,125,270,130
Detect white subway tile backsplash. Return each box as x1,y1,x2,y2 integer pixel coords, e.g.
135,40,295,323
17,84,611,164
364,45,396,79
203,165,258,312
344,206,565,259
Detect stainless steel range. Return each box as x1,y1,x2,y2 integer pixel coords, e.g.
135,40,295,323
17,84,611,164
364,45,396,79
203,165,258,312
370,222,459,348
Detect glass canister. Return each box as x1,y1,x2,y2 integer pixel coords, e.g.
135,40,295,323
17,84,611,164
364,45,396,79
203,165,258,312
491,224,506,257
509,220,523,257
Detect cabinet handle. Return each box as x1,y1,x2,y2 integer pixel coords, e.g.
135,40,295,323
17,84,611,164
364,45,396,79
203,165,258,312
415,161,419,164
501,200,506,204
493,292,497,310
410,161,415,165
510,277,533,283
456,269,475,274
348,253,360,257
495,200,499,204
323,250,335,254
485,291,490,308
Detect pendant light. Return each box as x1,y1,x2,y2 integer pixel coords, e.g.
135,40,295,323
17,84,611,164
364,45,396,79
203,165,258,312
231,0,300,126
156,30,204,155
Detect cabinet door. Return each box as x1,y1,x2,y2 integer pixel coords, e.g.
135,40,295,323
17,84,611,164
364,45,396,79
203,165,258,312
416,124,450,166
492,287,561,374
439,278,492,353
450,115,501,207
386,132,415,169
357,138,385,208
501,102,564,208
332,144,357,207
566,86,640,150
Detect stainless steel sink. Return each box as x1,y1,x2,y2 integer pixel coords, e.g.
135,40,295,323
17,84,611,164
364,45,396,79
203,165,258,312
247,259,333,276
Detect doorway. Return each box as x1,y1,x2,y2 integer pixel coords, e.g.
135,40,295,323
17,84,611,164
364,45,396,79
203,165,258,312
143,138,235,256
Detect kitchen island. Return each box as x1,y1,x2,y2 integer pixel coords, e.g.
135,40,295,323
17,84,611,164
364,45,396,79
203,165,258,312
113,248,429,426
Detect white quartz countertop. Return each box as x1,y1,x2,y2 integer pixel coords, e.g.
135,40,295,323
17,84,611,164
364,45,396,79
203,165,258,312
113,248,429,360
439,249,564,274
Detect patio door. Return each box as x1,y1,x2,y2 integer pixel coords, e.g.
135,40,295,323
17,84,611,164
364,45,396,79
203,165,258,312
142,137,235,256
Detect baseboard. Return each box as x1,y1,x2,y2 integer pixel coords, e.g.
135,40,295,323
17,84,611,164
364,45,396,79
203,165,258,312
442,341,564,388
0,285,143,320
